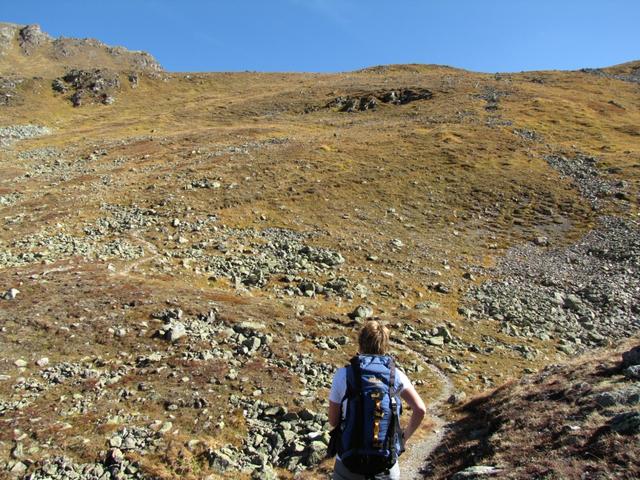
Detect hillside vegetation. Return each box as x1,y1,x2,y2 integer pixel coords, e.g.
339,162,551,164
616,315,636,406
0,23,638,479
424,344,640,479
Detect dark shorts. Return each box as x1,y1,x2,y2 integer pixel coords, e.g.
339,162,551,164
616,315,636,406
332,458,400,480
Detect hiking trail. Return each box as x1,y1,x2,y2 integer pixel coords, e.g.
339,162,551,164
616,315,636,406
394,341,454,479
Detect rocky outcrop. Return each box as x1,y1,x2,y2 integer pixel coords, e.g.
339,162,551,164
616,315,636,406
18,24,52,55
323,88,433,112
53,68,121,106
0,23,18,57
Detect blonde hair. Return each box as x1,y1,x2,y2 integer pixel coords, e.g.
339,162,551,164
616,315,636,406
358,321,389,355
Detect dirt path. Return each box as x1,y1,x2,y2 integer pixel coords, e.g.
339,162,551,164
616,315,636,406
115,235,160,276
394,342,454,479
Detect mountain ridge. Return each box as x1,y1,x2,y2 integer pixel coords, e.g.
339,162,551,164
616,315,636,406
0,22,162,76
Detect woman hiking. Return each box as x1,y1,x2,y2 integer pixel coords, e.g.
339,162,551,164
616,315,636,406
328,321,426,480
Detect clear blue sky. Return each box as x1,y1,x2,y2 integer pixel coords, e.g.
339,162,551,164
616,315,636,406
3,0,639,73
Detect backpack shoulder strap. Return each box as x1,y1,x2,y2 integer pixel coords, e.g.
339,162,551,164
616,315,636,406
349,355,363,395
346,355,365,451
385,356,405,455
387,356,396,397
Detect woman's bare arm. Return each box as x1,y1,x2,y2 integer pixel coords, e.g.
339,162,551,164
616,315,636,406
400,385,427,441
328,400,341,428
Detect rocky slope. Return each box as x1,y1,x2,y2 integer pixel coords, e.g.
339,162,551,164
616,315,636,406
0,24,639,479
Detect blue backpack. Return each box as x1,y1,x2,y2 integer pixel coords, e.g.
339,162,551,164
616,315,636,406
337,354,405,477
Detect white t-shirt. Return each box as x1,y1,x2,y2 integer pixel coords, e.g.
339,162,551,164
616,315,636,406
329,365,411,406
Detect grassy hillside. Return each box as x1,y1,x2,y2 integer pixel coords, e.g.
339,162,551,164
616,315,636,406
0,23,638,479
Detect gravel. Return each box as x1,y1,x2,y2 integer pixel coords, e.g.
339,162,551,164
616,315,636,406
467,217,640,353
0,124,51,147
0,232,144,269
545,153,629,208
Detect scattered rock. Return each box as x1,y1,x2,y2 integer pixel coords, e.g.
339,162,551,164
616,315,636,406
452,465,503,479
128,73,139,88
390,238,404,249
349,304,373,320
11,443,24,460
608,411,640,435
545,153,628,208
581,67,640,85
448,392,467,405
467,217,640,352
163,322,186,342
430,282,450,294
0,76,23,106
3,288,19,300
35,357,49,367
416,301,440,310
26,452,144,480
14,359,28,368
594,386,640,408
534,236,549,246
513,128,543,142
195,227,346,291
477,87,508,111
0,125,51,148
208,447,237,472
9,461,27,474
624,365,640,380
1,230,144,269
